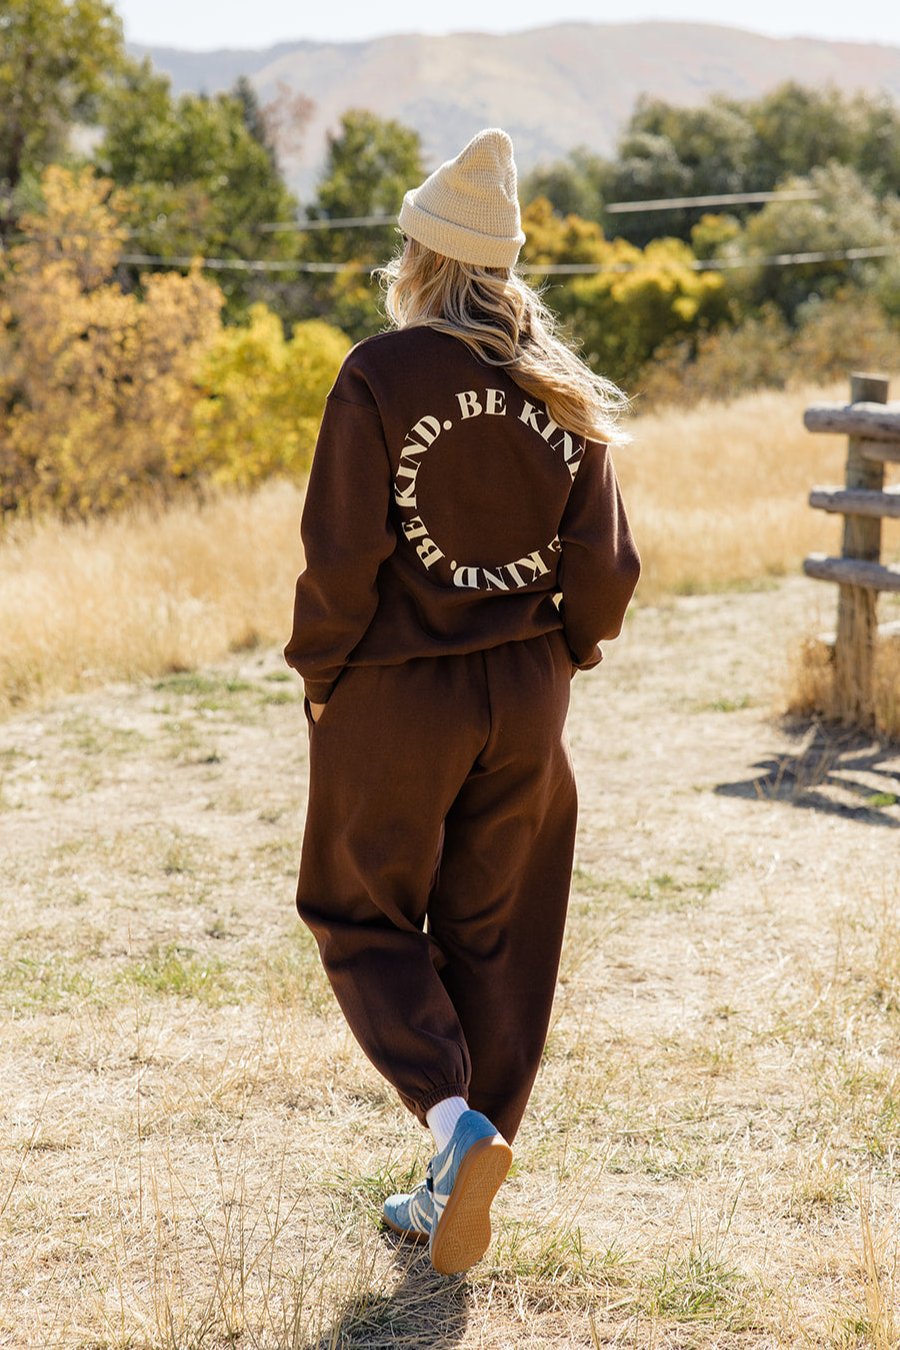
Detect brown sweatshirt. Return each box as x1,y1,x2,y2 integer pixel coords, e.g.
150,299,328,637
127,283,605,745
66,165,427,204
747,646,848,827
284,324,640,703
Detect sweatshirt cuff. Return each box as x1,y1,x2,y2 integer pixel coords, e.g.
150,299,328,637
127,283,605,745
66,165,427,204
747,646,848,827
303,677,336,703
571,644,603,672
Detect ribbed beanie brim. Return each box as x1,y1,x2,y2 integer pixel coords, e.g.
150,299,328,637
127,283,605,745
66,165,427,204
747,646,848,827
398,127,526,268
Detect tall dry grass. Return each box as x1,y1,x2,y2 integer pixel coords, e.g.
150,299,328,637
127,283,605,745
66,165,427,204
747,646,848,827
617,378,900,600
0,478,304,714
786,630,900,740
1,378,899,717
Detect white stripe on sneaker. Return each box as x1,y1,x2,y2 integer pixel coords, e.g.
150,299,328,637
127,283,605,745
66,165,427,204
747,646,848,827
431,1153,456,1188
409,1189,430,1231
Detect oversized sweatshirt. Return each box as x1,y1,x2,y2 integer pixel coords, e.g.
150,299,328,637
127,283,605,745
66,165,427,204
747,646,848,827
284,324,641,703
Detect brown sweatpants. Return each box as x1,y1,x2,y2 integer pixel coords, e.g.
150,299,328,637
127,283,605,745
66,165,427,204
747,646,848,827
295,627,577,1145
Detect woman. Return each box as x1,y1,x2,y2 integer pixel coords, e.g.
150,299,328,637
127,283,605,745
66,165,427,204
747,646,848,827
284,127,640,1276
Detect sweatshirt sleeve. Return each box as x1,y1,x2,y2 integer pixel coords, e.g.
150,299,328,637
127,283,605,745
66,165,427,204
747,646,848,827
556,440,641,671
283,379,396,703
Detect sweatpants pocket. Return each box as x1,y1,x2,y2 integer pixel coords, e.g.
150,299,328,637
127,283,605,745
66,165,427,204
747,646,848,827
303,666,352,731
546,627,578,678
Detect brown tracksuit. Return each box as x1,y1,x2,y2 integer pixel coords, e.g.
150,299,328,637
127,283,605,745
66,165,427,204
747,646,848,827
284,324,640,1144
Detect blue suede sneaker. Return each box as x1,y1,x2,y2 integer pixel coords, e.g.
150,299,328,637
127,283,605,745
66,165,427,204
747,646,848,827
424,1109,512,1275
382,1177,434,1246
382,1110,512,1271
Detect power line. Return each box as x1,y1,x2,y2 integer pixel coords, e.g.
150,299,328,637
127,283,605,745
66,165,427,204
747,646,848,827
258,214,401,232
255,189,824,233
525,245,897,274
703,244,896,270
119,253,335,272
0,187,827,248
111,243,897,276
604,188,821,213
0,187,849,260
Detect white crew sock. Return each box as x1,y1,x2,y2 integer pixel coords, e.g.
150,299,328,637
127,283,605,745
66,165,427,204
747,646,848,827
426,1096,469,1152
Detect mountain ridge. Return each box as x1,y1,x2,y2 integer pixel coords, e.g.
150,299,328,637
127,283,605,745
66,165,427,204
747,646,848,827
126,21,900,202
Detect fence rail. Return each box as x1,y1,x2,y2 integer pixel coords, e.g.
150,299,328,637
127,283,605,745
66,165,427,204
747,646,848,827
802,373,900,724
807,486,900,520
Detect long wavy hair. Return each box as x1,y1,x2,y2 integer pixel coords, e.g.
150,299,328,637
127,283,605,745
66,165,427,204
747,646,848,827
373,233,631,446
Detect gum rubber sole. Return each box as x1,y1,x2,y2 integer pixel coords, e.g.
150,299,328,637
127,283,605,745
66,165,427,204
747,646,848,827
429,1135,513,1276
381,1214,430,1245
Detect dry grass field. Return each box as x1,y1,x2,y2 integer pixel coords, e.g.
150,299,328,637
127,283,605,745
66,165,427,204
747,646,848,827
2,379,898,718
1,379,899,1347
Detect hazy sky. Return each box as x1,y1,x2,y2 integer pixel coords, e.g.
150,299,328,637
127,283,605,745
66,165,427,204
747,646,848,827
113,1,900,51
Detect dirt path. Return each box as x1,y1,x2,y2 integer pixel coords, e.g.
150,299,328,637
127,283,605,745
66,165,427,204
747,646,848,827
0,577,898,1347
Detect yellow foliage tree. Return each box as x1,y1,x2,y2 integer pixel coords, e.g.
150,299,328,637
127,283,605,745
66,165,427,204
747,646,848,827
0,164,225,517
520,194,609,266
190,304,350,486
521,196,729,386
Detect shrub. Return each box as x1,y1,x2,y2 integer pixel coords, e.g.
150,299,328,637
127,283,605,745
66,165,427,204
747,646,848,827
638,293,900,410
0,165,224,517
521,197,729,387
189,305,350,486
0,164,350,517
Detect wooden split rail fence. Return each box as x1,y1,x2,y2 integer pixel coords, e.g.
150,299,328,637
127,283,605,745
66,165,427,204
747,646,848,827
803,372,900,724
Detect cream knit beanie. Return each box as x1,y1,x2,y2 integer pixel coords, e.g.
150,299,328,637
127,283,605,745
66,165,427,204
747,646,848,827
398,127,526,268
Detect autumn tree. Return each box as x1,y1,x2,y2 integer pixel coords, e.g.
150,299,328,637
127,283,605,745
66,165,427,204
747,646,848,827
254,77,315,172
190,304,349,486
521,196,728,386
530,83,900,249
0,165,224,516
519,146,607,224
298,109,425,338
232,74,281,168
602,95,757,245
718,162,900,321
93,57,303,320
746,83,867,187
0,163,350,517
0,0,125,234
305,109,424,262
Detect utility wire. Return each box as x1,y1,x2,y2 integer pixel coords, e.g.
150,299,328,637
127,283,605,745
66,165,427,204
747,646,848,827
256,189,823,232
119,253,332,272
110,243,897,276
258,214,402,232
526,245,898,274
605,188,821,213
2,189,893,276
0,187,843,250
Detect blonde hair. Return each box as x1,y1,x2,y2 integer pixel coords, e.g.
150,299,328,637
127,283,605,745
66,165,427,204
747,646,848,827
374,234,630,445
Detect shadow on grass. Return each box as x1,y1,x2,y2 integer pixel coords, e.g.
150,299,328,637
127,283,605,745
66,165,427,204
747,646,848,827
303,1231,470,1349
714,720,900,828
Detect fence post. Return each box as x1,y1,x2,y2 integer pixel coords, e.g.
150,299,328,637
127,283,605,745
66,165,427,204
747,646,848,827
834,373,889,724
